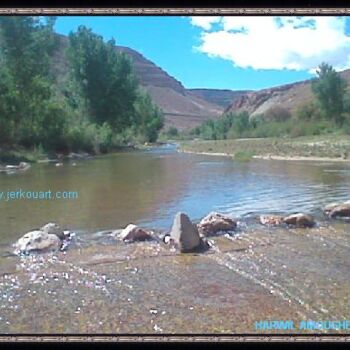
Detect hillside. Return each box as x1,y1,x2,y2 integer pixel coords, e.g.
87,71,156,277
224,70,350,118
53,34,224,131
187,89,251,109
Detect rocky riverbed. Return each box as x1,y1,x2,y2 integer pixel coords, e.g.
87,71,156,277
1,203,350,334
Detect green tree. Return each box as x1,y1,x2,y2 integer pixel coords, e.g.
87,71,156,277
311,62,347,126
134,88,164,143
231,111,250,135
68,26,139,132
0,16,66,149
167,127,179,137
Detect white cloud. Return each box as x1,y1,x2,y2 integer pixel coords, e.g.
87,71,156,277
189,16,350,72
190,16,222,31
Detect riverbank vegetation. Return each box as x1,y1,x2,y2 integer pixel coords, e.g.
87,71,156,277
0,17,164,160
180,63,350,141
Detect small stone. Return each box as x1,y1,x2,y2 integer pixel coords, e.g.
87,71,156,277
283,213,315,228
117,224,152,242
197,212,237,236
259,215,284,226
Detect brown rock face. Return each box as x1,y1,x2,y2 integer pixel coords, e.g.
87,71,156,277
170,212,202,253
259,215,284,226
283,213,315,228
197,212,237,236
224,69,350,119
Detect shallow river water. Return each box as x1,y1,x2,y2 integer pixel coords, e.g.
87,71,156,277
0,144,350,334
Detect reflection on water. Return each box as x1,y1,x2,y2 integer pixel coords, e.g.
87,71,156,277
1,144,350,245
0,144,350,334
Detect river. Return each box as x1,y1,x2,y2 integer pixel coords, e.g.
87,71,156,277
0,144,350,334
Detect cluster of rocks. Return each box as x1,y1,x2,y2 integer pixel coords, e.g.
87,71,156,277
259,213,316,228
112,211,237,253
0,162,31,174
13,201,350,255
259,201,350,228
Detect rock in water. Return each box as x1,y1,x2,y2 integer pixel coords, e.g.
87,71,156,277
328,203,350,218
118,224,152,242
283,213,315,228
170,212,202,253
40,222,69,240
13,230,61,255
197,212,237,236
259,215,284,226
324,202,341,215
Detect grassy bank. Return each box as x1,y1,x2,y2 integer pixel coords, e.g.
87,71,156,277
179,135,350,161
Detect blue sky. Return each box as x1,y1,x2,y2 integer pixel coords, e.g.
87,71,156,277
55,16,350,91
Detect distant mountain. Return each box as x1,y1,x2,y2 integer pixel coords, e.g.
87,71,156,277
187,89,252,109
115,46,224,130
224,70,350,118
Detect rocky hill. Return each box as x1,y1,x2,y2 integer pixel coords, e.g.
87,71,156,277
53,34,224,131
224,70,350,118
188,89,252,109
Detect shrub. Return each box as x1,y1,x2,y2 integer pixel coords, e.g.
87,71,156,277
167,127,179,137
263,105,292,122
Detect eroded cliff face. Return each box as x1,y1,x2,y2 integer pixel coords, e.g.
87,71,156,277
224,80,313,117
224,70,350,118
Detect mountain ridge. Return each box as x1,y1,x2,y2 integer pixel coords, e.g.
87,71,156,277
224,70,350,117
53,33,350,130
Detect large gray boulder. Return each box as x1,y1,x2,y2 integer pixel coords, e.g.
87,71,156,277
169,212,202,253
197,212,237,236
13,230,61,255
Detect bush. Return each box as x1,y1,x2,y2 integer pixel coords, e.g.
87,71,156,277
296,103,319,121
263,105,291,122
166,127,179,137
66,121,113,153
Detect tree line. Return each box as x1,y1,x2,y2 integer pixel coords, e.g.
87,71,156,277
0,16,164,154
